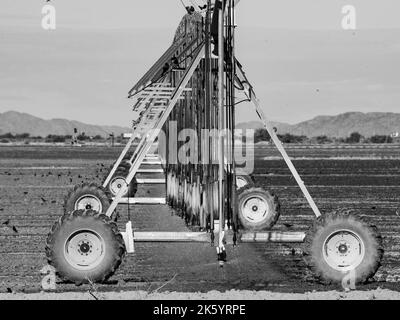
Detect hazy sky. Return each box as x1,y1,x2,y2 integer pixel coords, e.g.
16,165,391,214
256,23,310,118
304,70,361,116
0,0,399,126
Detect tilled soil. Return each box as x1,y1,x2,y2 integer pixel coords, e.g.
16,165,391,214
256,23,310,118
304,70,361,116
0,145,400,296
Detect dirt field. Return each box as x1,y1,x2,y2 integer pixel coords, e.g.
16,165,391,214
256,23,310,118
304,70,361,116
1,144,400,298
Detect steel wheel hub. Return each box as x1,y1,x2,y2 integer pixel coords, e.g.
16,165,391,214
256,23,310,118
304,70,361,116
110,177,127,196
323,229,365,272
242,196,268,223
75,195,102,212
64,230,105,270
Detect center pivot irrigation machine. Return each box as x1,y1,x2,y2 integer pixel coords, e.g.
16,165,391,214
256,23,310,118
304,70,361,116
45,0,383,285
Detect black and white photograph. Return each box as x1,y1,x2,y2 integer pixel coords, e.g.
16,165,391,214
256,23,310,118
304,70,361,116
1,0,400,305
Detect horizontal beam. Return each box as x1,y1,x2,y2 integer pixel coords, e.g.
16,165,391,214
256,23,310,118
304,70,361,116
130,231,305,243
137,168,164,173
141,161,162,165
115,197,166,204
136,178,165,184
239,231,305,243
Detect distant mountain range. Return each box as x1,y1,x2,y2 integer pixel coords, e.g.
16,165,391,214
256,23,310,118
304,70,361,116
1,111,400,138
0,111,130,137
236,112,400,138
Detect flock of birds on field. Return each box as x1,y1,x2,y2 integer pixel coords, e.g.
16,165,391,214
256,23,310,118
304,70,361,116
0,162,109,236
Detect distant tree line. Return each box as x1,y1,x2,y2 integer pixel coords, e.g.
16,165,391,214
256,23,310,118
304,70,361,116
0,130,396,145
0,132,123,144
253,128,396,144
0,132,107,143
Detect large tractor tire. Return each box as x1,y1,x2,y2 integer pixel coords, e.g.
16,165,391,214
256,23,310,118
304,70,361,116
64,183,110,215
45,209,126,285
107,167,138,198
237,186,280,231
304,210,384,284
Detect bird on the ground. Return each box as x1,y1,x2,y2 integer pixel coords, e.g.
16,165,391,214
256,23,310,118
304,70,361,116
2,220,18,233
283,223,293,228
41,197,47,202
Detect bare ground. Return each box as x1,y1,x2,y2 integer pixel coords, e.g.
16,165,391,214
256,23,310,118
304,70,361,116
1,145,400,298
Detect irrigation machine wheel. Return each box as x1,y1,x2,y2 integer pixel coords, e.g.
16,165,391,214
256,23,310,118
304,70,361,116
64,183,111,215
235,174,254,190
109,159,131,172
237,186,280,231
107,167,138,198
45,209,126,285
304,209,384,284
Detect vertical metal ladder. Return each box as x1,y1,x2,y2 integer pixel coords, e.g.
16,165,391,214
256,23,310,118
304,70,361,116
104,43,205,218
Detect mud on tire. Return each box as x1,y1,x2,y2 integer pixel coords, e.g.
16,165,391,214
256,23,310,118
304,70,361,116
237,186,280,231
304,209,384,284
45,209,126,285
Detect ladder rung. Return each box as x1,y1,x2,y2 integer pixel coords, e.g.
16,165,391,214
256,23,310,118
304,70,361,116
140,93,172,97
143,87,192,92
151,83,172,87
